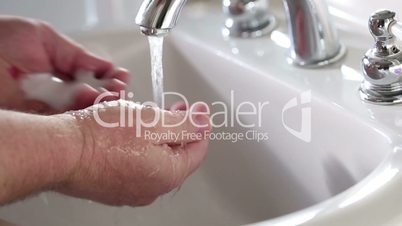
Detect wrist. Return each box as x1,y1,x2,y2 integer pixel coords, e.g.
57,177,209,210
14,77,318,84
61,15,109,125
49,113,85,188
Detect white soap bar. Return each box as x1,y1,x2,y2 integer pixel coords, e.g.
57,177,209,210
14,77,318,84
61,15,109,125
20,70,107,111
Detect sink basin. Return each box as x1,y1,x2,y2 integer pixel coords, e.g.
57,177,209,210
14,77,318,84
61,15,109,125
2,1,402,226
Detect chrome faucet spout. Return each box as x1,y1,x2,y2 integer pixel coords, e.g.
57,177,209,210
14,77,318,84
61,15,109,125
135,0,187,37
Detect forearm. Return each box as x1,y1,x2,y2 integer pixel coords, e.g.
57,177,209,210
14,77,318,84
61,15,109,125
0,110,82,204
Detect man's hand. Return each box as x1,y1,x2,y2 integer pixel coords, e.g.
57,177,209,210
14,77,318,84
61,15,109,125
0,16,211,208
0,16,129,113
57,101,210,206
0,102,211,207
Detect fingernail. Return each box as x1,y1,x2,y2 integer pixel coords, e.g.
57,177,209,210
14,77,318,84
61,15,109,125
102,68,115,79
195,115,210,133
170,102,187,111
194,104,208,113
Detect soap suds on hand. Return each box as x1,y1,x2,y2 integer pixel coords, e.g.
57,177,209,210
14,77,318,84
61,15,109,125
20,70,108,111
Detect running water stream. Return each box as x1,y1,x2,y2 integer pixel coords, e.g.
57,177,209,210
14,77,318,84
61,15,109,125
148,36,165,108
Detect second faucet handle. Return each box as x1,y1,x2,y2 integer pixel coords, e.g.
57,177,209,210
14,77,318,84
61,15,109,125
368,10,401,56
360,10,402,105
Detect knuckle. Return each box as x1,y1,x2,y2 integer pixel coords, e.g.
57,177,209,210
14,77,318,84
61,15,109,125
37,20,52,29
12,17,39,35
34,19,55,34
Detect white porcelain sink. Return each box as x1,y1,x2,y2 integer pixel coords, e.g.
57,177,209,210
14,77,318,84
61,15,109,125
2,1,402,226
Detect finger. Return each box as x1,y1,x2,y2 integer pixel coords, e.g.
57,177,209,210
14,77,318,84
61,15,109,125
138,139,209,197
164,139,209,188
191,102,209,114
105,68,130,83
71,84,101,110
23,100,54,114
142,104,211,145
98,87,120,102
103,78,127,94
175,140,209,176
75,52,113,76
170,102,187,111
42,23,113,77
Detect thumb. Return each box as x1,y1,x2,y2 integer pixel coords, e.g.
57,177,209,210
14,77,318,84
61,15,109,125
154,104,211,187
171,139,210,181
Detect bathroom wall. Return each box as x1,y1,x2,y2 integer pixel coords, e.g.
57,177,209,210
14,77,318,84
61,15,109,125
0,0,142,33
0,0,211,34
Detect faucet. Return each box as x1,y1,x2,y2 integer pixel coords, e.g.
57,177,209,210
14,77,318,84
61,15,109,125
281,0,345,67
135,0,345,68
135,0,187,36
360,10,402,105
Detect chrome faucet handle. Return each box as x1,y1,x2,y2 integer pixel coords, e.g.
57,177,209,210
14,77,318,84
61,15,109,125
222,0,276,38
283,0,346,67
135,0,187,36
368,10,399,56
360,10,402,105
